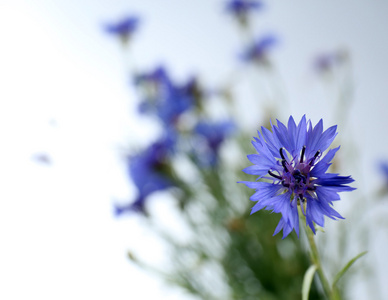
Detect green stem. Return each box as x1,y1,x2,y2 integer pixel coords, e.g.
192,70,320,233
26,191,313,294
304,223,342,300
305,227,331,299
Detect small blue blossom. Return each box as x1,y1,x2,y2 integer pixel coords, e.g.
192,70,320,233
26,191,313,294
136,66,195,127
226,0,263,18
380,162,388,182
194,120,235,166
240,116,355,238
105,16,139,43
241,35,277,62
313,50,347,73
115,138,174,215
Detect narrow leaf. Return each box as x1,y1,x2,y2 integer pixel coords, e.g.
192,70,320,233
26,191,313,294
332,251,368,287
302,264,318,300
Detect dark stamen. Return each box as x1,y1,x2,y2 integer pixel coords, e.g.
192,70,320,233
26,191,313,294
281,159,289,172
313,150,321,159
268,170,282,180
281,180,290,187
279,147,286,160
307,186,316,191
300,146,306,163
309,150,321,166
299,194,304,202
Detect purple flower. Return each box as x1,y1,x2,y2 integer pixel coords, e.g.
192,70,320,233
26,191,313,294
136,66,195,126
226,0,263,17
115,138,174,215
105,16,139,43
241,35,277,62
240,116,355,238
313,50,347,73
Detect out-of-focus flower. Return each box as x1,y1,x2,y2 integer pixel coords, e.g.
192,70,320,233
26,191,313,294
380,162,388,180
241,34,277,64
313,49,348,73
193,120,235,166
225,0,263,26
136,66,196,127
240,115,355,238
115,138,174,215
32,153,52,165
105,16,139,44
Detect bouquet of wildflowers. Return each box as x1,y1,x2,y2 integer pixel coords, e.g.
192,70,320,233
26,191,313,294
104,1,376,299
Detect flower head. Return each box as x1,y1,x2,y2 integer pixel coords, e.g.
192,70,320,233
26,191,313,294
226,0,263,15
240,116,355,238
313,49,348,74
380,162,388,180
136,66,195,127
105,16,139,44
241,34,277,63
115,137,174,216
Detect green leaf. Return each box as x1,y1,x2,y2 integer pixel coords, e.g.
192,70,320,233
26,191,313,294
332,251,368,287
302,264,318,300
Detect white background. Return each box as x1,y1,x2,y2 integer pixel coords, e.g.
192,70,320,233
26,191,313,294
1,0,388,299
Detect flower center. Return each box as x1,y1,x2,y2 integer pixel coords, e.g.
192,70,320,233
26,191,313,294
268,147,320,201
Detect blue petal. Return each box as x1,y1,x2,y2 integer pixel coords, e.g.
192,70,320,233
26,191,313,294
305,119,324,157
273,217,285,236
313,125,338,154
249,183,282,201
315,174,355,186
294,115,307,154
260,126,282,157
282,221,294,239
251,138,278,165
242,165,269,176
310,146,340,176
251,200,267,214
273,119,292,153
306,198,325,227
287,116,298,155
315,186,341,202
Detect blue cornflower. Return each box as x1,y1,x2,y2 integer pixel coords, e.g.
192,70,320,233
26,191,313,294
136,66,195,126
105,16,139,43
240,116,355,238
226,0,263,17
313,50,347,73
115,138,174,215
381,162,388,178
241,35,277,63
380,162,388,184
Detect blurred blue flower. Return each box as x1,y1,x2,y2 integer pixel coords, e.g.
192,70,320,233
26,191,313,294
226,0,263,17
241,35,277,62
240,116,355,238
136,66,195,127
105,16,139,43
380,162,388,181
313,50,348,73
115,138,174,215
193,120,235,166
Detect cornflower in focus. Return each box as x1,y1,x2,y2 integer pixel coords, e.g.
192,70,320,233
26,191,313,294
241,116,355,238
